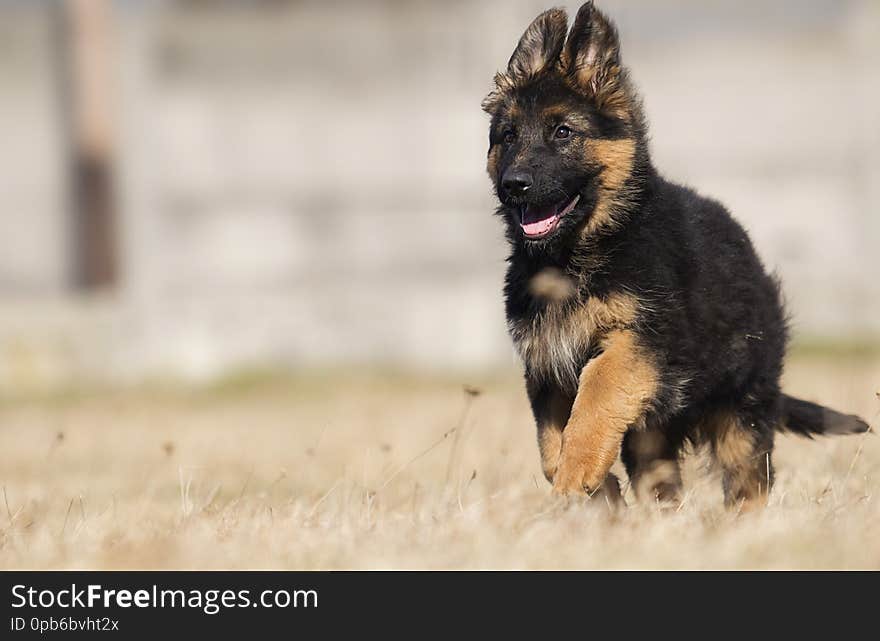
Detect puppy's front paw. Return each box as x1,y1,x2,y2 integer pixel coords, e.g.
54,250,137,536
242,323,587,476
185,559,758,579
552,467,622,510
551,459,605,496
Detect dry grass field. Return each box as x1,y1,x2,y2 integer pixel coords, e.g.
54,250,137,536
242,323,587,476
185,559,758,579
1,350,878,570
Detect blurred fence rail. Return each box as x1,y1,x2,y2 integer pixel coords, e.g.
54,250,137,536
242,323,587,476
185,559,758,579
0,0,878,388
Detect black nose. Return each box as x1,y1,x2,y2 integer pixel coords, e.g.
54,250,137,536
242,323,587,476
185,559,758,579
502,170,533,196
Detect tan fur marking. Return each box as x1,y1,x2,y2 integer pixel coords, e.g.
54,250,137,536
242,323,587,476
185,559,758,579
624,429,682,504
592,138,636,192
536,389,571,483
633,461,682,503
584,288,638,327
704,411,773,510
511,291,639,394
712,414,756,469
552,329,658,495
584,137,636,236
528,267,575,302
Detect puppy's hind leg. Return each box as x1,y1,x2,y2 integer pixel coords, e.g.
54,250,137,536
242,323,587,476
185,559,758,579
621,427,683,505
708,411,774,511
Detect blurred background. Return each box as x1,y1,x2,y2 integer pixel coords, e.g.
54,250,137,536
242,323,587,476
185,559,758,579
1,0,879,391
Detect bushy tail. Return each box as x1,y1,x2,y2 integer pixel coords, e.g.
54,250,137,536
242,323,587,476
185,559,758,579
780,394,871,437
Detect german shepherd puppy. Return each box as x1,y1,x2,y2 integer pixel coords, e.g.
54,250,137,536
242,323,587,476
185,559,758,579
483,2,870,507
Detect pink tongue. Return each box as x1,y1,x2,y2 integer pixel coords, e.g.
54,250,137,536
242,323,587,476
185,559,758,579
521,205,558,237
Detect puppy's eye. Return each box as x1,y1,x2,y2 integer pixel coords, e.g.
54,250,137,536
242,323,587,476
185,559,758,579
554,125,572,140
502,130,516,145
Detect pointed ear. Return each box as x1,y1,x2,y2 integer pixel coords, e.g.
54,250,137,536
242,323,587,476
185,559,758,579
563,2,630,118
506,8,568,81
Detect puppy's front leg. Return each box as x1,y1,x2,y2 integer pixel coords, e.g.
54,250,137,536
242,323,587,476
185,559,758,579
552,330,658,496
525,382,572,483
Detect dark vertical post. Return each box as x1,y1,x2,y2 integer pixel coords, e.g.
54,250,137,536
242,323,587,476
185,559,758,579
61,0,118,289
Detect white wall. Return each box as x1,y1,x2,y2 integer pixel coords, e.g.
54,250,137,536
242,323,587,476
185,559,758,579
0,0,878,382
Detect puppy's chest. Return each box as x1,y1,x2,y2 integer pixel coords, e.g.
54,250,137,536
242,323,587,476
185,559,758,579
508,293,636,393
509,303,592,394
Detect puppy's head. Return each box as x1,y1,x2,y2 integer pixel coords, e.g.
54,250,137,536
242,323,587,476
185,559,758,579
484,3,643,254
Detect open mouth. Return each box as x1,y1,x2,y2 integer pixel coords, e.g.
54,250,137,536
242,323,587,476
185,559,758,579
520,194,580,239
